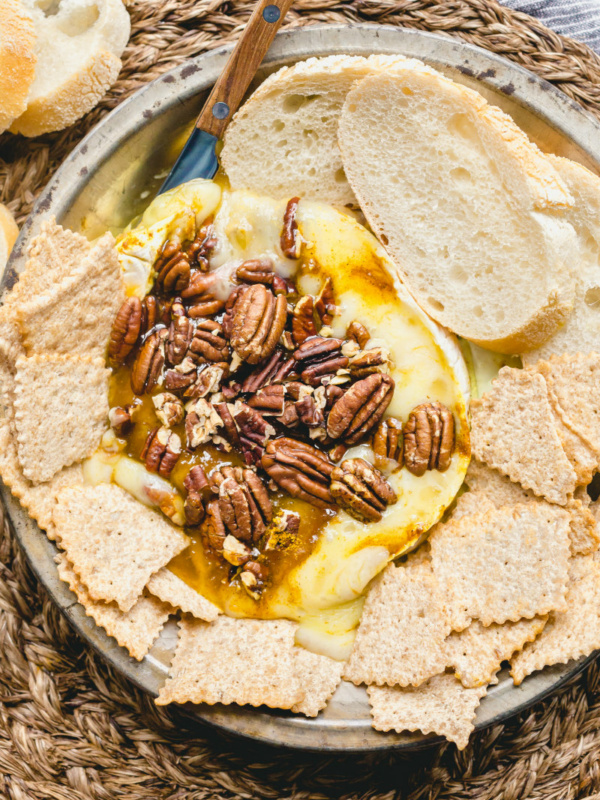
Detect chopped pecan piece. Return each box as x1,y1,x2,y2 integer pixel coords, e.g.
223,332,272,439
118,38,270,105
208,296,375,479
108,297,143,363
222,285,245,339
152,392,184,427
185,363,226,399
263,511,300,551
230,284,287,365
293,336,348,386
241,350,293,393
108,406,132,437
325,384,345,409
215,402,240,448
141,427,182,478
240,560,269,598
262,437,335,507
295,395,324,428
404,402,455,476
165,314,193,365
329,443,347,462
185,219,217,271
155,238,191,294
210,465,272,544
185,399,223,448
281,196,301,259
164,362,197,392
330,458,397,522
203,500,227,552
130,329,166,395
279,401,300,429
315,277,336,326
183,465,208,527
327,373,394,444
292,295,317,345
349,347,389,378
223,535,253,566
346,321,370,348
181,272,226,317
231,402,276,465
273,275,290,296
190,319,229,363
236,259,274,285
247,384,286,415
373,417,403,467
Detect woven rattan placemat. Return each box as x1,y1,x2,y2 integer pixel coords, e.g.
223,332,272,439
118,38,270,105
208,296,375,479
2,1,600,797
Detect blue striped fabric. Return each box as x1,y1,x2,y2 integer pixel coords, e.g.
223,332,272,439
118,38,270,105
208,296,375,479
503,0,600,52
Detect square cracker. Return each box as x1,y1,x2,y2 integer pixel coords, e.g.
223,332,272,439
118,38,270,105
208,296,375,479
14,353,110,483
156,616,303,709
292,648,345,717
430,503,570,631
53,483,189,612
510,554,600,685
56,554,171,661
147,568,220,622
465,460,599,555
536,353,600,460
344,560,450,688
368,673,490,750
16,233,124,359
470,367,576,505
445,616,547,688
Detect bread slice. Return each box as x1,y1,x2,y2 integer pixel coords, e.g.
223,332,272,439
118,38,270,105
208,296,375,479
221,55,425,207
338,68,578,353
0,0,37,134
10,0,130,137
0,205,19,279
522,156,600,365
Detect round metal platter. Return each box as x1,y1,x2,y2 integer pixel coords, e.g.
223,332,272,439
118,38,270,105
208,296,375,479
4,24,600,752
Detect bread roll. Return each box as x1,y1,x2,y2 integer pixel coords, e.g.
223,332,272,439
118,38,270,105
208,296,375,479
0,0,37,134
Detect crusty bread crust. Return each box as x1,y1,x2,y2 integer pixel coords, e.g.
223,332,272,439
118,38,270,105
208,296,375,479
0,0,36,134
10,50,121,137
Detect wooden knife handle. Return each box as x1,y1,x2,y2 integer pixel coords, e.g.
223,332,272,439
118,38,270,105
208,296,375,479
195,0,294,138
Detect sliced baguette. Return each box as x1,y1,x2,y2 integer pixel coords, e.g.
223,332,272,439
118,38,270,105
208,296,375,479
522,156,600,365
11,0,130,137
221,54,427,207
338,68,578,353
0,0,37,134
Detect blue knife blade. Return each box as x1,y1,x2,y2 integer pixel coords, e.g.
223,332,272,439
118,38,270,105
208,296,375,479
159,128,219,194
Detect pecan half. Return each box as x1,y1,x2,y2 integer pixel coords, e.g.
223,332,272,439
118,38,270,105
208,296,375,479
236,259,274,285
349,347,389,379
292,295,317,345
153,392,184,427
181,272,226,317
185,363,226,399
293,336,348,387
241,350,291,393
190,320,229,363
262,437,335,507
327,373,394,445
141,296,158,336
155,240,191,294
130,329,166,395
215,402,240,448
109,297,143,363
346,320,370,348
183,466,208,527
330,458,397,522
247,384,286,415
232,402,275,465
141,427,181,478
185,220,217,271
404,402,455,476
203,500,227,551
295,395,324,428
210,465,272,544
373,417,403,467
281,197,301,259
165,314,194,365
230,284,287,365
185,399,223,448
315,277,336,326
164,357,197,392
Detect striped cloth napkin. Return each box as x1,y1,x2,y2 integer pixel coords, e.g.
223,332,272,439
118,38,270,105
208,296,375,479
503,0,600,51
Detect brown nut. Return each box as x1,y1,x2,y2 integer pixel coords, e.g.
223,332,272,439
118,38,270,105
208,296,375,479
141,427,181,478
346,320,370,349
403,402,455,476
141,296,158,336
190,319,229,363
349,347,389,378
181,272,225,317
330,458,397,522
230,284,287,365
327,373,394,445
373,417,404,467
293,336,348,386
165,314,194,365
315,277,336,326
247,385,286,416
130,329,165,395
281,196,301,259
241,350,288,393
232,403,276,465
236,259,274,285
108,297,143,363
210,465,272,544
183,466,208,527
185,363,227,399
261,437,335,508
240,560,269,598
108,406,132,437
292,295,317,345
295,395,324,428
152,392,185,427
185,220,217,271
203,500,227,552
155,240,191,294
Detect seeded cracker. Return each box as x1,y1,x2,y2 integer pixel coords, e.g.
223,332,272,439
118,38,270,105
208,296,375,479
147,568,220,622
470,367,576,505
53,484,189,612
536,353,600,459
446,617,547,688
344,560,450,687
156,616,303,709
56,554,171,661
368,673,490,750
430,503,570,631
14,353,109,482
465,459,599,555
510,554,600,685
292,648,345,717
16,233,125,358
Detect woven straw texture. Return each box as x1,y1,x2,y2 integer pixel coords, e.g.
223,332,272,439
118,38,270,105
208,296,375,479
2,1,600,797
